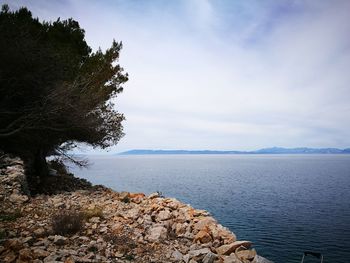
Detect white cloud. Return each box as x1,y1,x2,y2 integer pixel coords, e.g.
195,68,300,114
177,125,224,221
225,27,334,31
3,0,350,152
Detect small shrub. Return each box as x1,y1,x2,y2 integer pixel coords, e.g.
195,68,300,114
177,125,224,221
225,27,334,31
0,229,6,239
156,191,165,198
48,159,69,175
0,209,22,222
125,254,134,260
121,196,130,203
51,210,84,236
83,207,104,220
87,245,98,253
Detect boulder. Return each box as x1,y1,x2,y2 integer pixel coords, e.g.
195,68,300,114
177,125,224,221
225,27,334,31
183,254,190,263
223,253,241,263
33,228,46,237
179,207,196,221
126,208,140,219
9,193,28,203
252,255,274,263
172,250,183,261
157,209,172,221
236,249,257,261
209,224,236,243
53,235,67,246
22,236,33,244
164,198,180,210
175,222,188,236
129,193,145,204
216,241,252,255
148,192,160,199
118,191,129,202
146,226,167,242
202,251,217,263
193,217,216,232
129,192,145,199
188,248,211,258
99,226,108,233
194,229,212,244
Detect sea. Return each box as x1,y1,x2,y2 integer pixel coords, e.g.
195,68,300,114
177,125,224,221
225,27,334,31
71,154,350,263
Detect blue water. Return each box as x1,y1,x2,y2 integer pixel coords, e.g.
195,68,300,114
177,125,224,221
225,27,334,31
71,154,350,263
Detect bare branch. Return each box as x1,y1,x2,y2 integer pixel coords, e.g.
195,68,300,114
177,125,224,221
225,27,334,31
56,148,89,168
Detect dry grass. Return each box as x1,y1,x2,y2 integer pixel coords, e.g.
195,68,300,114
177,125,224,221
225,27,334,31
83,207,104,220
51,210,84,236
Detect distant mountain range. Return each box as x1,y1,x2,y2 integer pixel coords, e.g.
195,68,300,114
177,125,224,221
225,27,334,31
119,147,350,155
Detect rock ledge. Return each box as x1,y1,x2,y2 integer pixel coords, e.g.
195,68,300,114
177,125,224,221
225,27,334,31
0,157,273,263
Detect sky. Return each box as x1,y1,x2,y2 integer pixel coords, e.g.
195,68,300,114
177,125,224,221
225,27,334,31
4,0,350,153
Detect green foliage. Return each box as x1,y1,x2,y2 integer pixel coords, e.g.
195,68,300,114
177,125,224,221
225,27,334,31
0,209,22,222
156,191,165,198
121,196,130,203
125,254,135,260
48,159,69,175
51,210,84,236
0,228,6,239
0,5,128,187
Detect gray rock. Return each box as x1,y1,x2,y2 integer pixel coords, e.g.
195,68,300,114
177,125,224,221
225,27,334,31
252,255,274,263
53,235,67,246
172,249,183,261
148,192,160,199
9,193,28,203
119,191,129,201
33,239,50,247
223,253,241,263
157,209,171,221
43,253,60,262
146,226,167,242
89,217,100,223
33,228,46,237
22,236,34,244
99,226,108,233
202,251,217,263
183,253,190,263
188,248,211,258
78,236,90,242
193,217,216,232
126,208,140,219
216,240,252,255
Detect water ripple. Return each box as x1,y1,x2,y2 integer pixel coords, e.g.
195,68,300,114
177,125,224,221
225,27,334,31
72,154,350,263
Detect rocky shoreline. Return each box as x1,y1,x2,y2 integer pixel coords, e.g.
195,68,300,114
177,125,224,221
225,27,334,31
0,157,273,263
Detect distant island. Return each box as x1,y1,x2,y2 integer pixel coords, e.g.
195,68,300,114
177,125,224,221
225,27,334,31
119,147,350,155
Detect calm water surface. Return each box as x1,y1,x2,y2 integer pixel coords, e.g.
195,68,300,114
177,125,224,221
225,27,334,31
71,154,350,263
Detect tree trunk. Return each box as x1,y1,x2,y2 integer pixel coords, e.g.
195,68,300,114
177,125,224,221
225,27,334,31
34,149,48,180
25,149,48,194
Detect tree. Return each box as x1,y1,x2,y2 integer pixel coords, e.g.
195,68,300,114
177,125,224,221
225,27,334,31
0,5,128,190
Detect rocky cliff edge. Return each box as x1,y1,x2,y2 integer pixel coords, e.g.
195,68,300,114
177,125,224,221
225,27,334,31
0,157,273,263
